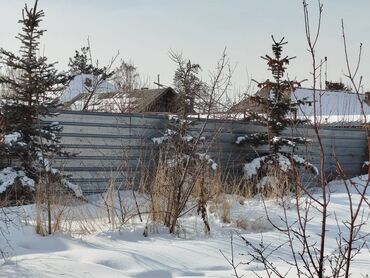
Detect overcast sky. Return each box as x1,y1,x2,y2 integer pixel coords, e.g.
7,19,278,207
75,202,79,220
0,0,370,96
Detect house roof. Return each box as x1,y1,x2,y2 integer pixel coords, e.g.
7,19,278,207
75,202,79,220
62,87,178,113
228,97,265,114
229,87,370,124
129,87,176,112
292,88,370,123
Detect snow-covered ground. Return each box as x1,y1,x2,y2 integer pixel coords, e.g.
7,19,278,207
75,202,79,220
1,176,370,277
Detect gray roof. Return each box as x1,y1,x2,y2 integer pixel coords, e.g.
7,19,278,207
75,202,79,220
63,87,178,113
129,87,176,112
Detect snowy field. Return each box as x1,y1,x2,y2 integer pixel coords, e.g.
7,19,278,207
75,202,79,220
1,176,370,277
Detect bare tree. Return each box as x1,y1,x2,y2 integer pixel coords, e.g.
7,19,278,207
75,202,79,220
111,59,140,112
223,1,370,277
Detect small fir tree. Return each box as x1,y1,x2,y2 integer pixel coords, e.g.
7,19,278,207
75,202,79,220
170,51,208,116
236,36,317,191
0,1,79,203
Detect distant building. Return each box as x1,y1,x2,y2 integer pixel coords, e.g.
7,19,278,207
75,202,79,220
292,88,370,123
230,86,370,124
63,87,179,114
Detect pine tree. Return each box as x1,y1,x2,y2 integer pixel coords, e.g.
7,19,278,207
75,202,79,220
170,51,207,116
237,36,317,192
0,1,75,203
68,45,115,111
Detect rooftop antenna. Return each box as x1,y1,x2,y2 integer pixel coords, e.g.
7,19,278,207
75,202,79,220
154,74,167,88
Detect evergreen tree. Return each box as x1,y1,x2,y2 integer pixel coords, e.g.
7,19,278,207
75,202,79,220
68,45,115,111
0,1,75,200
170,51,207,116
237,37,317,191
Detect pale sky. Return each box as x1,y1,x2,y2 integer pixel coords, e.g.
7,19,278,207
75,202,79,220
0,0,370,97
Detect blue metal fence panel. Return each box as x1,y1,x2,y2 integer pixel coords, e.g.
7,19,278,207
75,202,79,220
45,111,368,193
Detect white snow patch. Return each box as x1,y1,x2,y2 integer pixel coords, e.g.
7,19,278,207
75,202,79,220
244,156,265,178
182,134,193,142
4,132,21,146
168,114,178,121
277,153,291,172
151,129,177,144
235,133,259,144
244,154,318,179
292,154,319,175
236,136,246,144
0,167,35,194
196,153,218,170
63,180,83,198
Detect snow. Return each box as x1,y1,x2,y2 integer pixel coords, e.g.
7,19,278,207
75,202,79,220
243,156,264,178
292,88,370,123
276,153,291,171
0,167,35,194
0,166,82,198
235,133,260,144
182,134,193,142
249,153,291,173
292,154,319,175
236,136,246,144
63,180,84,198
4,132,21,146
60,74,116,103
196,153,218,170
1,176,370,277
151,129,198,144
151,129,177,144
34,151,83,198
243,153,318,179
168,114,178,121
272,136,295,147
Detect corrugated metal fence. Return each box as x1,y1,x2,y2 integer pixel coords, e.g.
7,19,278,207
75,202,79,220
45,111,368,193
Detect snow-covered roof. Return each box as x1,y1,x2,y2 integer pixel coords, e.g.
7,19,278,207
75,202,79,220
60,74,116,103
292,88,370,123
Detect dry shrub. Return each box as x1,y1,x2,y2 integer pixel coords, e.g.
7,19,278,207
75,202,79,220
35,180,86,235
250,163,300,200
147,157,172,225
235,217,248,230
221,199,231,224
145,150,223,234
221,173,254,198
